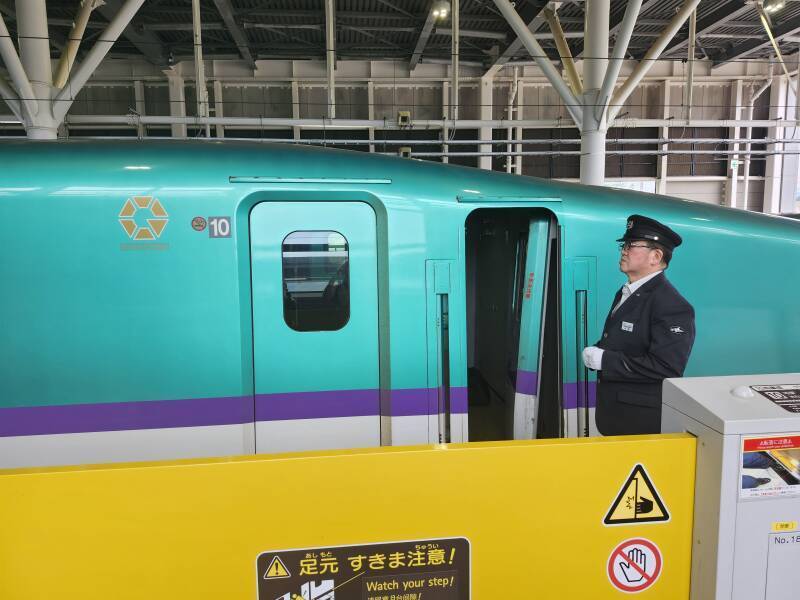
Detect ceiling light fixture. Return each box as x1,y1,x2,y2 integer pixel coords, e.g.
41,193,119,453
432,0,450,19
763,0,785,14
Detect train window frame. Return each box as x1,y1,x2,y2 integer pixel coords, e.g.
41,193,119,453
281,230,351,332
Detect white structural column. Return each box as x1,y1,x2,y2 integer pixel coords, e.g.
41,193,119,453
609,0,703,122
724,80,743,208
779,69,800,214
0,10,35,120
763,75,787,214
442,81,449,163
213,79,224,138
192,0,211,137
514,79,523,174
580,0,610,186
164,69,187,138
325,0,335,119
291,80,300,141
478,73,493,170
367,80,375,154
54,0,146,122
656,81,670,195
492,0,582,126
451,0,459,121
53,0,102,89
16,0,56,139
134,79,146,138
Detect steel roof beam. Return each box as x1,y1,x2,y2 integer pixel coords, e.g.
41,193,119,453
712,13,800,64
573,0,661,59
660,0,752,58
212,0,254,67
485,0,550,75
410,3,436,70
374,0,418,20
96,0,166,65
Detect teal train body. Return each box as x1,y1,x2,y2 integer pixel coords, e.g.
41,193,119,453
1,140,798,467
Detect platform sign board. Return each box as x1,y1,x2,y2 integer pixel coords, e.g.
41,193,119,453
741,434,800,499
256,537,470,600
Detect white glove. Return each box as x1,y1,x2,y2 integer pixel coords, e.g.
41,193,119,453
582,346,604,371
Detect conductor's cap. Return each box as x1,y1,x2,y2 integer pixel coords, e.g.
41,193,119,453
617,214,682,251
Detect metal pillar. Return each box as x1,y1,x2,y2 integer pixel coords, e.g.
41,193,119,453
54,0,101,89
657,81,670,195
779,64,800,214
133,79,146,138
506,68,518,173
451,0,459,121
53,0,146,121
685,9,697,121
325,0,336,119
580,0,609,185
479,73,493,170
367,81,375,153
192,0,211,137
164,69,187,138
213,79,225,138
442,81,449,163
16,0,56,139
291,80,300,141
724,80,743,208
763,73,786,214
515,79,523,174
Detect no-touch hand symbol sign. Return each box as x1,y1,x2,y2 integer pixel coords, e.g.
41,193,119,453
604,464,669,525
607,538,662,593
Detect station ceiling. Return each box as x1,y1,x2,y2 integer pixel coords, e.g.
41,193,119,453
0,0,797,70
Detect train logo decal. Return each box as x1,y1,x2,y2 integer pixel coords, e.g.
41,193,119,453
119,196,169,240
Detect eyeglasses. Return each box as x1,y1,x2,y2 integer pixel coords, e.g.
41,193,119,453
618,242,654,252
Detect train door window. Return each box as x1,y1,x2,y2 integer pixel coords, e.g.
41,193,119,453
282,231,350,331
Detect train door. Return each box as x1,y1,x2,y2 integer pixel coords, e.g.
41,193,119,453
250,202,380,453
512,218,551,439
465,210,560,441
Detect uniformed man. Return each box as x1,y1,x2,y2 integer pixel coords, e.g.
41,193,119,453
582,215,696,435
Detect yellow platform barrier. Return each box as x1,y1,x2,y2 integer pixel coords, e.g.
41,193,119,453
0,434,695,599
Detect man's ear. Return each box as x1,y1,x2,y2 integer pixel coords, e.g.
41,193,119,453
652,248,664,266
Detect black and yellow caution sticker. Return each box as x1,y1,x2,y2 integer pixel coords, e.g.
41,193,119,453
604,464,670,525
256,538,470,600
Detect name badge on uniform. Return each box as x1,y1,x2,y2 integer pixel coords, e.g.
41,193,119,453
621,321,634,332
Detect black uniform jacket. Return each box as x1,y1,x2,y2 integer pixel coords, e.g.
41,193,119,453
595,273,695,436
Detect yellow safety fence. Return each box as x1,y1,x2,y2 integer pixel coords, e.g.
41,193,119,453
0,434,695,599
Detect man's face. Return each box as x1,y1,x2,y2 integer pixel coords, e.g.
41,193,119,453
619,240,659,276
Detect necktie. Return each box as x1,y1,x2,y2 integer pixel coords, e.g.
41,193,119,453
612,285,631,314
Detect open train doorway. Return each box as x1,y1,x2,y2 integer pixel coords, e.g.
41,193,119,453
465,209,561,441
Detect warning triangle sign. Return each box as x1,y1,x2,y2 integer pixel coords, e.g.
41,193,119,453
264,556,291,580
604,464,669,525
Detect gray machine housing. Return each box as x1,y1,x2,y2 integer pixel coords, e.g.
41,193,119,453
662,373,800,600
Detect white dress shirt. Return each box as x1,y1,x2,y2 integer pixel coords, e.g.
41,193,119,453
583,270,664,370
612,270,663,314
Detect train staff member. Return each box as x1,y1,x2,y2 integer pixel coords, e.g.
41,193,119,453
582,215,696,435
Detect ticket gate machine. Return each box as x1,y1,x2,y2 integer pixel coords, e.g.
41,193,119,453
662,374,800,600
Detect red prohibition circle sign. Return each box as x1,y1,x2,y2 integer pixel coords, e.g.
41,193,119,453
607,538,662,593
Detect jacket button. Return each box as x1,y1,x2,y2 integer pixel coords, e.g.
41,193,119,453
603,333,608,338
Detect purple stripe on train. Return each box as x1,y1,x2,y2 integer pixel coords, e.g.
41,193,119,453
0,395,255,438
0,387,471,437
563,382,598,410
515,370,539,395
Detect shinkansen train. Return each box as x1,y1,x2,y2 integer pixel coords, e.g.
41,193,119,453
1,140,799,469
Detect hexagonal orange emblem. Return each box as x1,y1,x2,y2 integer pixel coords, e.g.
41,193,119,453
119,196,168,240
